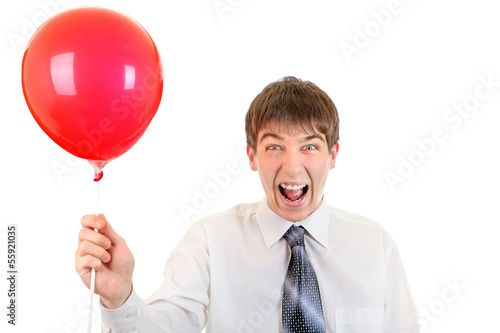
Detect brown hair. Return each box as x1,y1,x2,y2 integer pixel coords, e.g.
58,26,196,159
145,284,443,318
245,76,339,151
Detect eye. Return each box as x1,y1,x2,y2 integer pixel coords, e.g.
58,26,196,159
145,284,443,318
267,145,281,150
303,144,317,150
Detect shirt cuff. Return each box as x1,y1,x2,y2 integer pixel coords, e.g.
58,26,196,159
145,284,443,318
100,288,143,333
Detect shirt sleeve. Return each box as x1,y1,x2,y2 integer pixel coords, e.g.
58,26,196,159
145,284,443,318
383,233,421,333
100,220,210,333
100,288,166,333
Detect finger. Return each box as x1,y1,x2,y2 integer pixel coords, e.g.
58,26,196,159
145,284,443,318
76,255,102,272
97,214,124,245
76,240,111,263
81,214,106,230
81,214,123,245
75,255,103,287
78,228,111,249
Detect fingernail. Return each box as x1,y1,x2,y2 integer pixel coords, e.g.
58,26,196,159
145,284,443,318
96,220,103,228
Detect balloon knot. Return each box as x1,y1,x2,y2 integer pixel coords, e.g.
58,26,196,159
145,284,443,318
94,171,103,182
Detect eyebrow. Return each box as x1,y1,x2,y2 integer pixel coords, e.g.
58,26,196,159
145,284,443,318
259,132,326,144
259,132,283,143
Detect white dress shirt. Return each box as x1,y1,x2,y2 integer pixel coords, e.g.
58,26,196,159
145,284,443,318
101,199,420,333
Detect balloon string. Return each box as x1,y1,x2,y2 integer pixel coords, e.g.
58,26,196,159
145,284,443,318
96,179,101,214
88,180,101,333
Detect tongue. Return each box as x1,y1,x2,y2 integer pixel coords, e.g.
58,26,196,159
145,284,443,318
283,188,304,201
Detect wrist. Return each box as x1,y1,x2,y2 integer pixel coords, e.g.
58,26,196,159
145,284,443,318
100,284,133,309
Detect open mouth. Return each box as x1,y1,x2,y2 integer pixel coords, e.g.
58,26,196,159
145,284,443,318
279,183,309,203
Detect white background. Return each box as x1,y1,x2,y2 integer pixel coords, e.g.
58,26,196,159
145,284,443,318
1,0,499,332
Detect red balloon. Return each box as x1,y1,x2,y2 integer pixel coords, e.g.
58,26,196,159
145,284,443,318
22,7,163,180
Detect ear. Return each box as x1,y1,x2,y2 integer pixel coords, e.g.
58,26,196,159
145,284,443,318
247,145,258,171
329,143,339,170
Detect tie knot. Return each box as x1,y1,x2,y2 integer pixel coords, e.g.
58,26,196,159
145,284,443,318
283,226,305,248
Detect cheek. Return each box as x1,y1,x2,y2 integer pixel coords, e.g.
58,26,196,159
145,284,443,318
263,163,280,185
308,161,330,188
255,159,279,187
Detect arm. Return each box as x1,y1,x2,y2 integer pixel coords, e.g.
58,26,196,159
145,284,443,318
383,236,420,333
75,215,209,333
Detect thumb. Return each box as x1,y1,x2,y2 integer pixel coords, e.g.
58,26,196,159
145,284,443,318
98,214,123,245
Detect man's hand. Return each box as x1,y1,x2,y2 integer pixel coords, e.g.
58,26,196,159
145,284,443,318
75,214,135,309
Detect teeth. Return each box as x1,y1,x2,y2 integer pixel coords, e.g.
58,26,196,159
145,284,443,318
280,184,307,190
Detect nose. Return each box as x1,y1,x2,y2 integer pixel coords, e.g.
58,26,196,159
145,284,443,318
281,149,303,177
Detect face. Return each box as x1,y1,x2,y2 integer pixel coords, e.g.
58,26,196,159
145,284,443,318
247,123,339,222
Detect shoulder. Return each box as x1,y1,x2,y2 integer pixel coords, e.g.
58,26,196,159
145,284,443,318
327,205,383,229
201,202,259,222
183,202,260,249
326,204,397,248
189,202,259,230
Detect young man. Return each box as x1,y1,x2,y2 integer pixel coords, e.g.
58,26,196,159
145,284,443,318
76,76,419,332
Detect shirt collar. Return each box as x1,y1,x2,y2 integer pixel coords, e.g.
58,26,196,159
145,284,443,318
255,197,330,249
